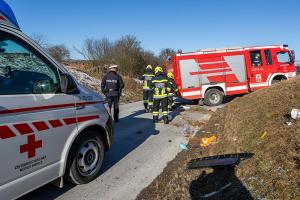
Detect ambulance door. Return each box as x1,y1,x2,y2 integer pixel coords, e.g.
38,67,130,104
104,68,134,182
248,50,269,90
0,30,76,195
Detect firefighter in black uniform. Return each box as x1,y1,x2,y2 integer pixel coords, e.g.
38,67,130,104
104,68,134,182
167,72,178,111
141,65,155,112
150,66,171,124
101,64,124,122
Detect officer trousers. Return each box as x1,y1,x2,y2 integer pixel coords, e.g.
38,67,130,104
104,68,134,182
107,96,120,121
153,97,168,118
143,89,153,109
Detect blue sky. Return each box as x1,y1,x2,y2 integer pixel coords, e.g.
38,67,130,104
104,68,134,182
5,0,300,59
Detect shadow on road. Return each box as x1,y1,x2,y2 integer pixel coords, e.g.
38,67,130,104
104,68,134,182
101,108,158,172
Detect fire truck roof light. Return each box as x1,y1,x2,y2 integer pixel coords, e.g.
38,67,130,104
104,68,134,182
0,0,19,29
283,44,289,48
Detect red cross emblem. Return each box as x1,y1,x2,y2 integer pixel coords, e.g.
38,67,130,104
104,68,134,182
20,134,42,158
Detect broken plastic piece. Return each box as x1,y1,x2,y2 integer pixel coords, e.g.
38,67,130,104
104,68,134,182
200,135,217,147
291,108,300,120
287,121,292,126
180,143,188,150
188,153,254,169
182,106,191,110
260,131,267,139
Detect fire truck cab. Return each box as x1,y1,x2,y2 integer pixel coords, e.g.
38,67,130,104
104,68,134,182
0,1,113,199
172,44,296,106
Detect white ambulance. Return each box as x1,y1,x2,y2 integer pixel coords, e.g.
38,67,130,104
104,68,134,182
0,1,113,199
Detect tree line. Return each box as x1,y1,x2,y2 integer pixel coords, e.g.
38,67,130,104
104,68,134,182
31,33,177,77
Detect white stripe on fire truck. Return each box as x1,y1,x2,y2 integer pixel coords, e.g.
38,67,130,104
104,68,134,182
182,91,201,96
226,85,248,92
198,61,226,65
250,82,269,88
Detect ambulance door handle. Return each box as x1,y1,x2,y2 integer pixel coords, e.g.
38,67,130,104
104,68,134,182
76,105,85,110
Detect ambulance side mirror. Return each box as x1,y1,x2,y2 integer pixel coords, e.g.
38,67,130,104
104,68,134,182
61,73,79,94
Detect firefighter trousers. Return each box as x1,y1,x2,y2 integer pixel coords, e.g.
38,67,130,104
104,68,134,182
153,97,168,123
107,96,120,122
143,89,153,110
168,94,175,110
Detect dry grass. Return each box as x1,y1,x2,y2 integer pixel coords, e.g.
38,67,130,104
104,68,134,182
137,77,300,200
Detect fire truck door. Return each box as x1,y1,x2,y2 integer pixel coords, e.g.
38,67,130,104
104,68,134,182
248,50,269,90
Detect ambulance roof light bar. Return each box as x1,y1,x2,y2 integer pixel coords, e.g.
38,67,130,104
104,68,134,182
0,0,19,29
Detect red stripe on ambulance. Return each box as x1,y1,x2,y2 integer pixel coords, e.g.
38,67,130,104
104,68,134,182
32,121,49,131
14,123,34,135
49,119,63,128
0,125,16,139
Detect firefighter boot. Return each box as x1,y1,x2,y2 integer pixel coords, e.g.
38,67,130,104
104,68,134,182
114,108,120,122
153,116,159,123
144,103,148,113
163,115,169,124
148,105,153,113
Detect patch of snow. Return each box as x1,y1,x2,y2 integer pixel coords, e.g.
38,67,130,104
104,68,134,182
65,66,102,93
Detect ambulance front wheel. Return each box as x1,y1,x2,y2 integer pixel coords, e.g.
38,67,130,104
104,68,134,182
65,130,105,184
204,88,224,106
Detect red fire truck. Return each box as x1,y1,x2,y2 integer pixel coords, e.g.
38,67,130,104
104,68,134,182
170,45,296,106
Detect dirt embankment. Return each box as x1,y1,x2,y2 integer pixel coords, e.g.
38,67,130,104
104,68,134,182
137,77,300,200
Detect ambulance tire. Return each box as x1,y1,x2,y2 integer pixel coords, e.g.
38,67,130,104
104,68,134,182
65,130,105,184
204,88,224,106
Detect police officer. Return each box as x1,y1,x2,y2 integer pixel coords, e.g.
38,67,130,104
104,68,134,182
150,66,171,124
167,72,178,111
101,64,124,122
141,65,155,112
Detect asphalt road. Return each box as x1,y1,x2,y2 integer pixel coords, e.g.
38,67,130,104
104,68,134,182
20,101,186,200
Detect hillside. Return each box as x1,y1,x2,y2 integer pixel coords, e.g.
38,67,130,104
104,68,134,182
137,77,300,200
65,64,142,103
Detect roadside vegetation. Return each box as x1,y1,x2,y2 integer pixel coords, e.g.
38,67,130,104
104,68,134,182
31,33,177,102
138,77,300,200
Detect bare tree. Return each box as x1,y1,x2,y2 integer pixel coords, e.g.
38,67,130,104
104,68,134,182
31,32,48,48
159,48,176,63
47,44,70,62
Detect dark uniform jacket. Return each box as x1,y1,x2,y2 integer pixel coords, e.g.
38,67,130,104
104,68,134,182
150,73,171,99
101,71,124,97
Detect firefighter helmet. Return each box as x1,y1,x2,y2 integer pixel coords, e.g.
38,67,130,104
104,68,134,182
146,65,152,70
167,72,174,79
154,66,163,74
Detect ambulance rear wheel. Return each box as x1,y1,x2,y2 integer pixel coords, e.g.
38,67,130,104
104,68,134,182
65,130,105,184
204,88,224,106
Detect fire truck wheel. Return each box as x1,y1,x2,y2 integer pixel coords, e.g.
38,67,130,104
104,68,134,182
271,79,280,85
204,88,224,106
65,130,105,184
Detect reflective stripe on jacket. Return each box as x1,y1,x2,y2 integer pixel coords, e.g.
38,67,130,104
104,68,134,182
150,73,171,99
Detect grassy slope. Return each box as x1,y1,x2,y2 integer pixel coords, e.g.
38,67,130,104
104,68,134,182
137,77,300,200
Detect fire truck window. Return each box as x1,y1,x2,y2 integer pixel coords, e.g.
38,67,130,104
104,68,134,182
264,50,273,65
250,51,262,67
0,34,60,95
277,52,290,63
